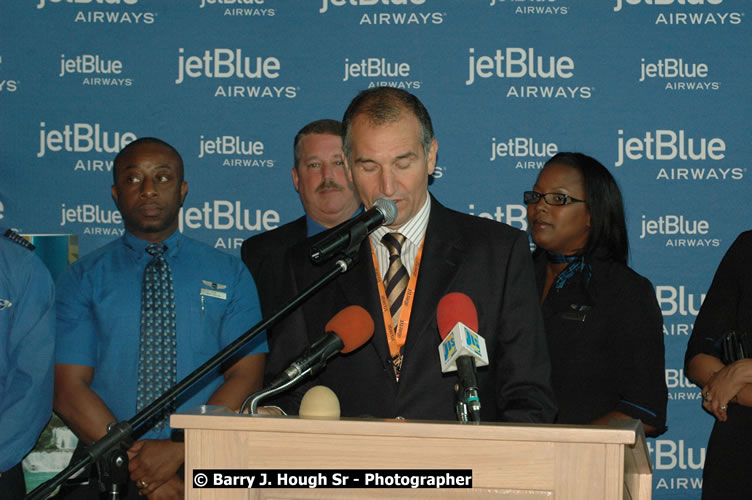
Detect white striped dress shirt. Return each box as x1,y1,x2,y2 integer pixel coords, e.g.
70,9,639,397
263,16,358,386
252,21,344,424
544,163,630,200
370,194,431,279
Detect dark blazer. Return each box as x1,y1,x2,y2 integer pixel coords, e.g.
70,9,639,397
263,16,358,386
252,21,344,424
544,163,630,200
684,231,752,499
240,215,307,318
269,195,557,423
534,252,668,432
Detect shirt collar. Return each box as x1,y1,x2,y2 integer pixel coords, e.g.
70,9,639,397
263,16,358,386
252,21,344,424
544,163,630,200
123,230,183,261
372,192,431,247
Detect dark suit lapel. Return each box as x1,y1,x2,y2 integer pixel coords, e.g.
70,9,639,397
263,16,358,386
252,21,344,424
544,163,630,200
332,240,394,379
402,197,463,373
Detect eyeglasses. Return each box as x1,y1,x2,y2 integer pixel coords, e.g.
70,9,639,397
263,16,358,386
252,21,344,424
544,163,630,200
523,191,585,206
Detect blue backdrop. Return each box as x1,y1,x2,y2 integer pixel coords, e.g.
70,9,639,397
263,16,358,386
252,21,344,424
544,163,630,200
2,1,751,497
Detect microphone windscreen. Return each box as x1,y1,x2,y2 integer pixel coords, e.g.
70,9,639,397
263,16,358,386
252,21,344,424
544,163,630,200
299,385,340,418
437,292,479,340
373,198,398,225
325,305,375,353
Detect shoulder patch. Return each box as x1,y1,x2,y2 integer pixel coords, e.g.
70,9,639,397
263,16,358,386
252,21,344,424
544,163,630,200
4,229,35,251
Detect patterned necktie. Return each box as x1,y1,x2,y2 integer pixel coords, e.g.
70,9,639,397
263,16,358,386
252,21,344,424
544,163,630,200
382,233,409,379
136,243,177,430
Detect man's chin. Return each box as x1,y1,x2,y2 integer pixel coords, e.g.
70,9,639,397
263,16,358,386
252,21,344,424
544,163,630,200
130,219,174,235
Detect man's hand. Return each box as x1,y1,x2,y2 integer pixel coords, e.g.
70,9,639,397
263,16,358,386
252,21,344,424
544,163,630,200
146,474,184,499
127,439,184,496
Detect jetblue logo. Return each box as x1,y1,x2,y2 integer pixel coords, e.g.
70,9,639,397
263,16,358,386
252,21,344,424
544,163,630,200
467,47,574,85
489,137,558,161
60,204,122,226
656,286,705,317
613,0,742,25
467,203,528,231
649,440,705,471
37,0,138,8
37,122,137,158
614,0,722,11
320,0,426,14
176,48,280,84
615,129,725,167
179,201,280,232
59,54,122,77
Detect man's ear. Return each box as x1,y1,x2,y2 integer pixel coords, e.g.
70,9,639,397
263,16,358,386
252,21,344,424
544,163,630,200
427,138,438,176
291,167,300,192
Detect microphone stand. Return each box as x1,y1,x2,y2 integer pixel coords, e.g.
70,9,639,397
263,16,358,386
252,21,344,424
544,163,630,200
26,251,359,500
241,330,340,414
241,370,310,415
454,363,481,424
454,384,469,423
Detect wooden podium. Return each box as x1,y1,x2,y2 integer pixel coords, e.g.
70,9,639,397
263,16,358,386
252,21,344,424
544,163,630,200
171,408,652,500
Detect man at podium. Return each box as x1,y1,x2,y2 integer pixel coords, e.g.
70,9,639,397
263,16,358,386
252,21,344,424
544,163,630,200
265,88,557,423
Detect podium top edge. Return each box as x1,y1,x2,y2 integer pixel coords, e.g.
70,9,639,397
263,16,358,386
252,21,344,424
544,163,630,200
170,407,640,446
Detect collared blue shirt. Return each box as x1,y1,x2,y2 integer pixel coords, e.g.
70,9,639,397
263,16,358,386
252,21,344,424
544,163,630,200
55,231,267,440
305,215,329,238
0,232,56,471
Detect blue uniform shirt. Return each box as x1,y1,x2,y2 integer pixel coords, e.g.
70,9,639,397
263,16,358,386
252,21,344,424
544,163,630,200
55,231,267,440
305,214,328,238
0,233,55,472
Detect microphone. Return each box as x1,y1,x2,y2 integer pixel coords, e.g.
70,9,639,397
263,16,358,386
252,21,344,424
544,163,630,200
267,305,375,389
436,293,489,423
299,385,340,418
310,198,397,263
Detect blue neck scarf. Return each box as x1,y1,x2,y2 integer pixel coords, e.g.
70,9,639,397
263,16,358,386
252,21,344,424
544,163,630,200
545,251,592,289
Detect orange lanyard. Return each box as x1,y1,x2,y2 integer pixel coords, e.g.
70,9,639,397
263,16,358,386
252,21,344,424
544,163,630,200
370,236,425,361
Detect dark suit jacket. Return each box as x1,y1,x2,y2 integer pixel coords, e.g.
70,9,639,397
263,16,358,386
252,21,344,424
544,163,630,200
269,195,557,423
241,215,307,318
534,252,667,431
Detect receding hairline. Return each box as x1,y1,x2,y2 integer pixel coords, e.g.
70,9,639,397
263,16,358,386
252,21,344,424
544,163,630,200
342,88,434,161
293,119,343,169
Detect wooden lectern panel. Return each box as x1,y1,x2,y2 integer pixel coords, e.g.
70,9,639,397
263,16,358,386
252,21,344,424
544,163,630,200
172,408,651,500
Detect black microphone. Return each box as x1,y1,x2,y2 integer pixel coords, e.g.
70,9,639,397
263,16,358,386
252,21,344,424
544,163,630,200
437,293,489,423
310,198,397,263
266,305,375,389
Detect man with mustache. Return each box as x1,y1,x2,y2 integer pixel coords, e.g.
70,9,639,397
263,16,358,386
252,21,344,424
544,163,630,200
241,119,361,318
54,138,267,499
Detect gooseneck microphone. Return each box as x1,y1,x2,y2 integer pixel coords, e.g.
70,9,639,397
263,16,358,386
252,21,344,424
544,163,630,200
242,306,374,414
268,305,375,388
437,292,489,423
310,198,398,263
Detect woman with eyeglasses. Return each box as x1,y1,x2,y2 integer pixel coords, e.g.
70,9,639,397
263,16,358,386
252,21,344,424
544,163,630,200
524,152,667,436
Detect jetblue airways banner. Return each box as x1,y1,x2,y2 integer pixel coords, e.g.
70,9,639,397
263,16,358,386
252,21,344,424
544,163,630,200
1,1,750,497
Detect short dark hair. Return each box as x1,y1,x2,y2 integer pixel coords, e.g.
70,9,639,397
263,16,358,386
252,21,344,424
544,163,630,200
113,137,184,183
293,119,343,168
544,152,629,264
341,87,434,161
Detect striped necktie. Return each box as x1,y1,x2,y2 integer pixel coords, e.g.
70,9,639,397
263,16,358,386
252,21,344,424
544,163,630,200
382,233,409,379
136,243,177,431
382,232,409,329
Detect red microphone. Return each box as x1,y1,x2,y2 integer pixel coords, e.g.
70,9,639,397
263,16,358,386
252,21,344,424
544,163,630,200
436,293,488,423
437,292,479,339
268,305,375,389
325,305,375,353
